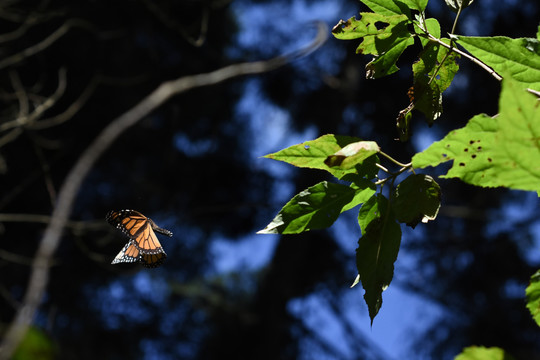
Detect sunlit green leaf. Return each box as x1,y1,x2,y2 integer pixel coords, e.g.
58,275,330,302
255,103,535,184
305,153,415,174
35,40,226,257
457,35,540,91
393,174,441,228
526,270,540,327
360,0,411,17
332,12,414,78
454,346,514,360
257,181,355,234
356,194,401,323
263,134,362,178
413,77,540,194
400,0,428,12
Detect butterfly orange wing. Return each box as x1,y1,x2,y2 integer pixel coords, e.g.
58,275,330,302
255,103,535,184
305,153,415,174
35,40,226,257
107,210,171,268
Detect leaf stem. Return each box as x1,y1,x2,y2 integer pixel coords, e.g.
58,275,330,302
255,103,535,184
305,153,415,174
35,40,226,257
378,150,411,168
375,162,389,174
451,5,462,35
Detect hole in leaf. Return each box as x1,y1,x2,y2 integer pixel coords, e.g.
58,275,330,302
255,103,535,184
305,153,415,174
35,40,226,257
477,146,482,151
442,153,447,158
469,140,475,144
374,21,388,30
304,145,310,150
459,162,465,166
464,148,468,152
471,154,476,159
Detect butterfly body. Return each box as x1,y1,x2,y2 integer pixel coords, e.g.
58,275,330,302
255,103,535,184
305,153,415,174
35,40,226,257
106,210,172,268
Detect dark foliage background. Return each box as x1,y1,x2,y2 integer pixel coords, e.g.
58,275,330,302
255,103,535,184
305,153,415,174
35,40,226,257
0,0,539,359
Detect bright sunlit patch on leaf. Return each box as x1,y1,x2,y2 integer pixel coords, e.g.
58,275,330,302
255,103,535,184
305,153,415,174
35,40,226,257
412,77,540,194
351,274,361,288
324,141,380,169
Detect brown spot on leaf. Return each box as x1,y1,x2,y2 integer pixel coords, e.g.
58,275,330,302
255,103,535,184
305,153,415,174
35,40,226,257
487,158,492,162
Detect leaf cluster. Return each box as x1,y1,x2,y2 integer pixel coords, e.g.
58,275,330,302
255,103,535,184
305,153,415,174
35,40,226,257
259,0,540,346
258,134,440,323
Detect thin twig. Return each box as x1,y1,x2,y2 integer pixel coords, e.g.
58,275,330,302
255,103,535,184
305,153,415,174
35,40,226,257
0,19,93,71
28,74,99,130
0,68,67,133
0,21,328,360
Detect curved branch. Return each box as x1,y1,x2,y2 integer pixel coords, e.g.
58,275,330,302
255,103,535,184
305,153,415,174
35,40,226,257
0,21,328,359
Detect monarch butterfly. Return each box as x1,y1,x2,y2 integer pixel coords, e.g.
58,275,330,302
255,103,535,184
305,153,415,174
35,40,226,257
106,210,173,268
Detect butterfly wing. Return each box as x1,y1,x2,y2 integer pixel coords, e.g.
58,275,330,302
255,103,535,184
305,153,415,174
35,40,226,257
135,221,167,267
106,210,147,241
107,210,169,268
140,251,167,268
111,240,140,264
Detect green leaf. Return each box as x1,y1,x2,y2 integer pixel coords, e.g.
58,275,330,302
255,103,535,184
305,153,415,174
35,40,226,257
393,174,441,228
414,17,441,47
454,346,515,360
356,194,401,323
360,0,411,17
412,38,460,124
526,269,540,327
342,179,377,212
324,140,380,169
413,77,540,194
257,181,355,234
332,13,414,78
263,134,363,179
400,0,428,12
456,35,540,91
445,0,475,13
412,113,497,170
